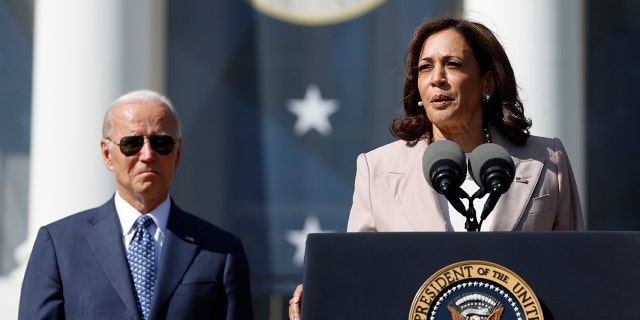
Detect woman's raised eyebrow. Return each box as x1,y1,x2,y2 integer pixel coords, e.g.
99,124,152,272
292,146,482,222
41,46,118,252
420,54,461,62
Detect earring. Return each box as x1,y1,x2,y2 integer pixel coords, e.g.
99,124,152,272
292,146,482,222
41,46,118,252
418,101,423,107
483,94,491,103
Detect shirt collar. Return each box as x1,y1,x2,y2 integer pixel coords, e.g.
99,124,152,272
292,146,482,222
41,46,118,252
115,191,170,238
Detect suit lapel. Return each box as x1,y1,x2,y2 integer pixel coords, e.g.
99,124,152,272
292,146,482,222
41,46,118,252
83,200,140,319
149,204,199,318
410,186,446,231
487,157,543,230
486,130,545,231
386,171,446,231
379,140,447,231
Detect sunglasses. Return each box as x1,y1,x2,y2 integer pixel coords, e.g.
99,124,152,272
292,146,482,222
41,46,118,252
107,135,176,156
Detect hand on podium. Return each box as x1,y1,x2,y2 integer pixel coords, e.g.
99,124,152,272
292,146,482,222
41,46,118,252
288,284,303,320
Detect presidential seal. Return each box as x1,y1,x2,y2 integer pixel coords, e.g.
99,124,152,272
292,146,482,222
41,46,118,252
248,0,385,26
409,260,543,320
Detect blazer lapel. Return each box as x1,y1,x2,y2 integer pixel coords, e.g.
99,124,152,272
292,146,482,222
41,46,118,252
149,204,199,318
83,201,140,319
485,130,546,231
379,140,447,231
412,187,446,231
486,157,543,230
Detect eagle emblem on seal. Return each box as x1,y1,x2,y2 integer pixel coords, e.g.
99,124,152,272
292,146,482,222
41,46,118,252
447,292,504,320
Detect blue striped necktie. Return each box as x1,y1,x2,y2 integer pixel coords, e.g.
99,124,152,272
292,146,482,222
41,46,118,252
127,215,157,320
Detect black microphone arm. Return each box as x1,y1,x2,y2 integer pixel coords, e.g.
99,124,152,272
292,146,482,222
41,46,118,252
467,143,516,230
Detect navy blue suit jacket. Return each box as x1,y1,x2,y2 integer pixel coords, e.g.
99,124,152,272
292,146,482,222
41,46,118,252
18,197,254,319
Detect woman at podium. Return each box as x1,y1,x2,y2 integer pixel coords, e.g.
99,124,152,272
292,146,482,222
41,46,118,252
289,16,585,320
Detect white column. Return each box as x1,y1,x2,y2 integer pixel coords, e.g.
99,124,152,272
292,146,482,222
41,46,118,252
0,0,166,317
463,0,586,212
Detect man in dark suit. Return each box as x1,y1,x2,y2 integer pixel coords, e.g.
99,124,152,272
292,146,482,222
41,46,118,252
18,90,254,319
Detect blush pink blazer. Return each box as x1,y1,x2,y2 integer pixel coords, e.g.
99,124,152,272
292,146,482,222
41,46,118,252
347,128,585,232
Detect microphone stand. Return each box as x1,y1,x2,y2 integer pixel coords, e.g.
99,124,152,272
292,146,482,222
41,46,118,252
468,189,486,231
464,203,479,232
446,186,504,232
452,188,492,232
446,188,479,232
467,188,504,231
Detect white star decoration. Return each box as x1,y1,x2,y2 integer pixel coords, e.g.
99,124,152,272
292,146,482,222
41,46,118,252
287,84,339,136
285,215,333,266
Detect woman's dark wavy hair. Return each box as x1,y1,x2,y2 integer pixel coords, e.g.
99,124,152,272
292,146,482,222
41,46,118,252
390,18,531,145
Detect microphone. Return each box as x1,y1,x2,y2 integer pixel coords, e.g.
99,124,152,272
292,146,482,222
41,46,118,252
422,140,468,216
467,143,516,222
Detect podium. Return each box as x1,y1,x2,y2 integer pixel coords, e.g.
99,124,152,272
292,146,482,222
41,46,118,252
301,232,640,319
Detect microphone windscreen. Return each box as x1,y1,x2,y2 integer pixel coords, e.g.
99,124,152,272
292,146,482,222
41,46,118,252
422,140,467,189
467,143,515,188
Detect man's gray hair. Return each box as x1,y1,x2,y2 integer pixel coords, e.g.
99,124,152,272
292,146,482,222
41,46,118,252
102,89,182,139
